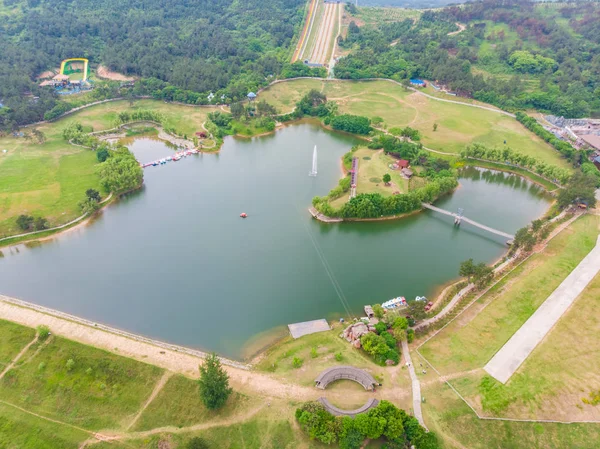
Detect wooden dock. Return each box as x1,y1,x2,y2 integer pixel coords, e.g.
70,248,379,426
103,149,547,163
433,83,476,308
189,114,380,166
309,207,343,223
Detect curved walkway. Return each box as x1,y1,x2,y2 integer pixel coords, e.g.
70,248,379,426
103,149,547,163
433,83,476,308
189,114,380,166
318,397,379,417
315,366,377,390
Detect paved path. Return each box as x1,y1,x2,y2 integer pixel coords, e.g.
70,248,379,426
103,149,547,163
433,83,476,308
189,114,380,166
484,235,600,383
402,340,425,428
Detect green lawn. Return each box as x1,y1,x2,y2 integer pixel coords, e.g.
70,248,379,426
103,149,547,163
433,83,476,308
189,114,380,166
423,381,600,449
353,147,409,197
0,402,88,449
255,322,399,388
0,98,219,239
134,374,254,431
419,214,600,375
0,319,36,370
0,336,164,431
260,79,569,168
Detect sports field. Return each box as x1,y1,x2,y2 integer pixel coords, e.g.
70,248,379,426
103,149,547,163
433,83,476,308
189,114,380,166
260,79,570,167
418,214,600,421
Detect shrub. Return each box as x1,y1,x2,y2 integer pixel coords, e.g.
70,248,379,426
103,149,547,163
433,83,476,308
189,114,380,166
310,347,318,359
335,352,343,362
37,325,50,341
375,322,387,334
187,437,210,449
406,329,415,343
66,359,75,372
292,357,303,368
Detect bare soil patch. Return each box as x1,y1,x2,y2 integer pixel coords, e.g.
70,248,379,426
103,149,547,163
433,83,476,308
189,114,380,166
97,65,136,81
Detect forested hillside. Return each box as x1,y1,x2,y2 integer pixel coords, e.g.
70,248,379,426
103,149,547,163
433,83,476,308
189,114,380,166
0,0,306,128
337,0,600,118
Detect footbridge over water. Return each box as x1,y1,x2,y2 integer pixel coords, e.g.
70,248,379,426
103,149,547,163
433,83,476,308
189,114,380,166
422,203,515,241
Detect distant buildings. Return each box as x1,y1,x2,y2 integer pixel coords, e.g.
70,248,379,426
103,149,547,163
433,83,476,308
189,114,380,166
410,79,426,87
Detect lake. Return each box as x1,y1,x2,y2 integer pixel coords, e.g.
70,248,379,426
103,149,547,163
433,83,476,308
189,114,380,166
0,123,552,359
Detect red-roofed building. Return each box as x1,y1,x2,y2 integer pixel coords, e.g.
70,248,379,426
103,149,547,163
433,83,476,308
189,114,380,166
398,159,410,169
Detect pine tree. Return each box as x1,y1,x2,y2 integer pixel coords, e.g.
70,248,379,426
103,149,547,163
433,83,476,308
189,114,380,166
198,353,232,409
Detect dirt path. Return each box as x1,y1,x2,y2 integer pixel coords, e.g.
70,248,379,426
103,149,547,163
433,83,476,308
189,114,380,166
447,22,466,36
0,334,38,380
126,371,173,430
402,340,425,428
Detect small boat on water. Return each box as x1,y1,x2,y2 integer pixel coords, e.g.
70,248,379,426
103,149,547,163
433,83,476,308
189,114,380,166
382,297,407,310
240,212,247,218
415,296,427,302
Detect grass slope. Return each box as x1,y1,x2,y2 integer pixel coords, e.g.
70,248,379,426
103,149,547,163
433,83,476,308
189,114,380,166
133,374,254,431
419,214,600,376
0,335,163,431
0,318,36,370
0,99,218,238
0,402,88,449
424,382,600,449
260,79,568,167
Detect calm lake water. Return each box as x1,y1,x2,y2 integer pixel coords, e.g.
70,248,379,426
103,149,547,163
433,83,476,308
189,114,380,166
0,123,552,359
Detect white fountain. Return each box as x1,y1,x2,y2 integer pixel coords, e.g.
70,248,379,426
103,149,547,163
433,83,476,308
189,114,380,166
309,145,317,176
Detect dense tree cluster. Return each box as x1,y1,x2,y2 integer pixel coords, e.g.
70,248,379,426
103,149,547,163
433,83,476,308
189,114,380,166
96,146,143,194
0,0,309,129
460,143,571,185
335,0,600,118
296,400,439,449
330,114,372,135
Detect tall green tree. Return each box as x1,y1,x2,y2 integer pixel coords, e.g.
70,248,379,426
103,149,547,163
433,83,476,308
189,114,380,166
198,353,232,410
459,258,476,282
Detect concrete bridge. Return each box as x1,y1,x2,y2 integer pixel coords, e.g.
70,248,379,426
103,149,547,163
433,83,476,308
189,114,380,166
422,203,514,240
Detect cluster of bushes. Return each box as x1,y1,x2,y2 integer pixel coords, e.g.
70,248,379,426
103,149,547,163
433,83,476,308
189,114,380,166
280,61,327,79
296,400,439,449
459,258,494,287
79,189,103,215
460,143,571,185
62,122,98,148
96,146,143,194
328,114,372,135
15,215,48,232
515,112,576,161
295,90,336,118
388,126,421,141
359,315,410,365
327,177,352,201
314,175,457,219
114,110,164,127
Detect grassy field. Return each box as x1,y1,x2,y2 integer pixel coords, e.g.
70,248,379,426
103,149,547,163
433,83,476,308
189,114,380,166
0,99,218,239
419,214,600,376
260,79,569,167
353,7,421,27
0,402,88,449
133,374,255,431
0,319,36,370
447,269,600,421
423,381,600,449
255,322,402,388
0,335,164,430
353,147,409,197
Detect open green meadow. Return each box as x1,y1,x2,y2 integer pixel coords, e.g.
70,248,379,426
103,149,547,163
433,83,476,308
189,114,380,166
0,318,35,370
260,79,569,167
0,99,218,239
418,214,600,423
419,214,600,375
352,147,409,197
0,335,164,430
423,381,600,449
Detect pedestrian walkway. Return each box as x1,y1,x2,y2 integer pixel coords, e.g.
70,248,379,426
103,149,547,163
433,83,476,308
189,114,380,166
402,340,426,428
485,235,600,383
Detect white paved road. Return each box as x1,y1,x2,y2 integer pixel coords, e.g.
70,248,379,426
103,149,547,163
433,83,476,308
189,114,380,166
484,235,600,384
402,339,426,428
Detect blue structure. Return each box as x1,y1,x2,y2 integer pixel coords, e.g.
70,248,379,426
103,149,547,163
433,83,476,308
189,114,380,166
410,79,426,87
247,92,257,101
0,102,4,108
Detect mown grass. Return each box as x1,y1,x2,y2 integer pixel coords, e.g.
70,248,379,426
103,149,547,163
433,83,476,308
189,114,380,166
0,402,88,449
134,374,254,431
260,79,568,168
0,99,219,239
354,147,409,196
423,381,600,449
450,270,600,420
0,335,163,431
0,319,35,370
419,214,600,375
255,322,398,388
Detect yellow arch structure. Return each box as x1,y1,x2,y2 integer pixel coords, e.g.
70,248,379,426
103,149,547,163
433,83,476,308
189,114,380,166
60,58,89,81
